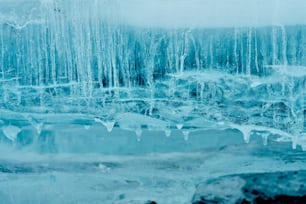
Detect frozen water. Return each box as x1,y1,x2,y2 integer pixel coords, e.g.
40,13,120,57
164,129,171,137
0,0,305,203
2,125,21,142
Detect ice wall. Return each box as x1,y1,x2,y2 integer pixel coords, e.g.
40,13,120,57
0,0,305,149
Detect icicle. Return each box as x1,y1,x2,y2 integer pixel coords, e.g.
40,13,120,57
176,124,183,130
237,127,251,143
182,131,189,141
135,128,142,142
292,136,298,150
105,121,115,133
261,133,269,146
23,115,43,134
94,117,115,132
164,129,171,137
3,126,21,142
35,123,43,135
230,124,251,144
243,131,251,144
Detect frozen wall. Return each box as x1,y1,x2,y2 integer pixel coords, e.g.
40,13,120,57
0,0,305,149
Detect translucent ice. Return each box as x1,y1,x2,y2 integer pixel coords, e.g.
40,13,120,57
164,129,171,137
0,1,305,203
2,126,21,142
182,131,190,141
176,124,184,130
0,0,305,150
105,121,115,133
94,118,115,132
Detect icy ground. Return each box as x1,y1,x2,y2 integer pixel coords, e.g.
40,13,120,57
0,138,305,204
0,126,306,204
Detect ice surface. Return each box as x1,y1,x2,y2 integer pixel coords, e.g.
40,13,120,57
0,0,305,203
193,171,306,203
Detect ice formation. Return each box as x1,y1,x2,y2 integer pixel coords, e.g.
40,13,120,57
2,125,21,142
0,0,305,150
0,0,305,203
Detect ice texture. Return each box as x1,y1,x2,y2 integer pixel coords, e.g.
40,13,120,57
0,1,305,203
192,171,306,203
0,0,305,150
